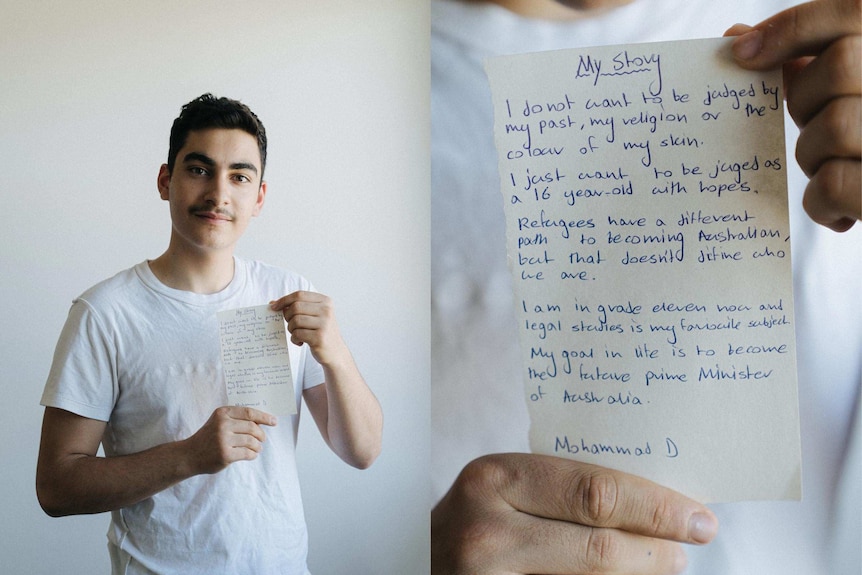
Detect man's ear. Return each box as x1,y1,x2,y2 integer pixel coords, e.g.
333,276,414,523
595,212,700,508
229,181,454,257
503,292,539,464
157,164,171,200
253,180,267,217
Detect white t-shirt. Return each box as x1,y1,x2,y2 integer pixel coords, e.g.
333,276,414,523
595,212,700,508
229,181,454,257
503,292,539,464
431,1,862,573
41,257,324,575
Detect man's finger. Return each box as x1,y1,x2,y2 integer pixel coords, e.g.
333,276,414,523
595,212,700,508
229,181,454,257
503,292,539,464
470,454,718,545
731,0,861,69
234,419,269,444
505,514,687,575
289,328,320,348
785,35,862,125
283,301,323,320
269,294,298,311
270,291,324,311
796,96,862,176
802,159,862,230
228,406,277,427
232,431,265,454
723,22,753,37
287,314,324,332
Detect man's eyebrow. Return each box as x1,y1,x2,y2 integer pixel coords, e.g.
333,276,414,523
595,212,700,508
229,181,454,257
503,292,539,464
182,152,216,166
229,162,259,175
182,152,258,174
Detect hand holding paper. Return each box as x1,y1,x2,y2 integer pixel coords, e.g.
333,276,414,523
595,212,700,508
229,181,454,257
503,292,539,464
270,291,350,368
183,406,277,475
434,2,859,573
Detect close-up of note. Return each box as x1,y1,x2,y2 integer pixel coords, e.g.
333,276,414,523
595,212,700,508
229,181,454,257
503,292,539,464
486,38,801,503
217,304,296,416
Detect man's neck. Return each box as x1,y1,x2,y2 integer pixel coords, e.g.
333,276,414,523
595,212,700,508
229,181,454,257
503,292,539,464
148,244,236,295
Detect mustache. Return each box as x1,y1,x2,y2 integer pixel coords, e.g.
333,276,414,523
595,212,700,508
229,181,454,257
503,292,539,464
189,205,234,220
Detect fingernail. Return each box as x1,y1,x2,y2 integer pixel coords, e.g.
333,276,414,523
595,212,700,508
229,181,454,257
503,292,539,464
672,545,688,574
733,29,763,60
688,511,718,543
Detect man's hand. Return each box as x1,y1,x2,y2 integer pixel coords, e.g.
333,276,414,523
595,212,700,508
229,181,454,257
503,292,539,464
270,291,349,367
271,291,382,468
37,405,276,517
182,406,277,475
432,454,718,574
726,0,862,232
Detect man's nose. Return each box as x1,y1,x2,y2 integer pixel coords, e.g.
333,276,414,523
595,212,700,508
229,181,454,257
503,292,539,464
204,172,231,205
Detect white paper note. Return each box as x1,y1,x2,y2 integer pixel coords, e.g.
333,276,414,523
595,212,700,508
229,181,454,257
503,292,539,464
485,38,801,502
217,304,296,416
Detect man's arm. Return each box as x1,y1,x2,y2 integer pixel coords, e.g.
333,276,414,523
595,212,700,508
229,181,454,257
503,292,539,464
271,291,382,469
727,0,861,231
36,405,276,517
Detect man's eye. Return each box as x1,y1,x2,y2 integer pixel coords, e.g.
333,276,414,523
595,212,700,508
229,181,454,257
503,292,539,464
233,174,251,183
189,166,208,176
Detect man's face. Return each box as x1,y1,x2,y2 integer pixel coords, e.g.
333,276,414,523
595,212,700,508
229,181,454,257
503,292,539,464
157,128,266,256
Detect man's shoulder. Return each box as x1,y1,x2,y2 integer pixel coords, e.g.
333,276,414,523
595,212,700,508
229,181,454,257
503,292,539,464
75,262,147,308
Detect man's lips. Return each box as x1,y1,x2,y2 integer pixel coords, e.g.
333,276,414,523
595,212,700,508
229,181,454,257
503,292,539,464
192,210,232,222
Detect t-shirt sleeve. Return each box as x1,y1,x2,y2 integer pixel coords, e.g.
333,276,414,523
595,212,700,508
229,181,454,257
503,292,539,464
40,299,117,421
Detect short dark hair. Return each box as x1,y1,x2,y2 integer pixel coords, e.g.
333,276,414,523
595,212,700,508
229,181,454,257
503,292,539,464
167,93,267,180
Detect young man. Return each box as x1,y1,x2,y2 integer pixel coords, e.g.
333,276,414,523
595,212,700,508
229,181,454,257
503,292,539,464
36,94,383,574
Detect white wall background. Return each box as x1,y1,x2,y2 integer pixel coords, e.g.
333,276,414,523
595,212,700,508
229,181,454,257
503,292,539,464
0,1,429,573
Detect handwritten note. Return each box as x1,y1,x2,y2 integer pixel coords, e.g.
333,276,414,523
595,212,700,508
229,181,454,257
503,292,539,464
485,38,801,502
217,305,295,416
